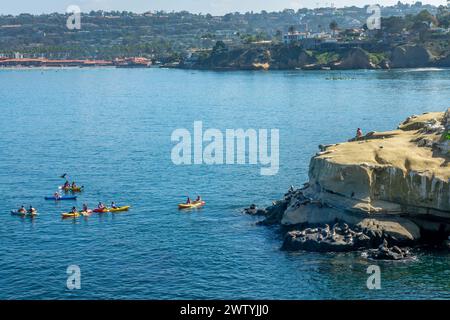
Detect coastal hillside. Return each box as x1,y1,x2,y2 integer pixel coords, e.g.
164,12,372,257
252,109,450,256
183,43,450,70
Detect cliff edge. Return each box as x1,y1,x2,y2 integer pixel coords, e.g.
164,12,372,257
256,109,450,252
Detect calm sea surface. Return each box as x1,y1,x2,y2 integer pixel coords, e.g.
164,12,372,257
0,67,449,299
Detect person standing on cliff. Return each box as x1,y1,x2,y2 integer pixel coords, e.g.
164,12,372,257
356,128,363,139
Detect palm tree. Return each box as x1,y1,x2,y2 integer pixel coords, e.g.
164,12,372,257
329,21,338,36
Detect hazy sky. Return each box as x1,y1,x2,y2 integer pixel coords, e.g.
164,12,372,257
0,0,447,15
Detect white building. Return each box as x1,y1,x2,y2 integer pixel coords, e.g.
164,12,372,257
283,32,309,44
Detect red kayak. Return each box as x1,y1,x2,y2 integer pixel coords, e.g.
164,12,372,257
93,208,108,213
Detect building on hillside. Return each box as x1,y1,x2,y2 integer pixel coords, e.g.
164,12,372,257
283,32,309,44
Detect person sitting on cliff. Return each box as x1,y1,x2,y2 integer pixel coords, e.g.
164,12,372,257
356,128,363,139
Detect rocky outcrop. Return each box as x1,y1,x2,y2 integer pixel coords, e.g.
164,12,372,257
435,53,450,68
282,223,373,252
331,48,377,70
248,109,450,255
183,42,449,71
365,239,413,260
390,44,435,68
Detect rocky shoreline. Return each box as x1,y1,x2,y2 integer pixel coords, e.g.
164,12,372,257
182,44,450,71
245,109,450,260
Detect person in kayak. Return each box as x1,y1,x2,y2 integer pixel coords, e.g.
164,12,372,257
28,205,36,214
54,191,61,199
111,202,118,209
70,206,77,213
71,181,77,189
186,197,191,204
98,202,105,210
63,180,70,189
82,203,88,212
18,205,26,214
195,195,202,202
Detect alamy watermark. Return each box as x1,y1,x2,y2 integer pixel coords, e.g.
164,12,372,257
171,121,279,176
366,265,381,290
366,5,381,30
66,265,81,290
66,5,81,30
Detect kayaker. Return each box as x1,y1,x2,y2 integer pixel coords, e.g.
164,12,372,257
54,191,61,199
98,202,105,209
111,202,118,209
71,181,77,188
18,205,26,214
63,180,70,188
28,205,36,213
186,197,191,204
82,203,88,212
195,195,202,202
70,206,77,213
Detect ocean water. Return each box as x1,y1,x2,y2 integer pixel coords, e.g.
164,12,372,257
0,67,449,300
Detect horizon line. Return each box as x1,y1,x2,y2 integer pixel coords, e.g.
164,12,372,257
0,2,444,17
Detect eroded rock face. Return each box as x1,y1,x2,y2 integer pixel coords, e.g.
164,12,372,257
246,110,450,253
289,111,450,237
331,48,377,70
390,45,434,68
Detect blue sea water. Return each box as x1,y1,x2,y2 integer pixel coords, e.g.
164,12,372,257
0,67,449,300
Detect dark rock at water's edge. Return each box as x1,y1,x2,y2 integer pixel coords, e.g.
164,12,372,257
365,240,413,261
281,223,373,252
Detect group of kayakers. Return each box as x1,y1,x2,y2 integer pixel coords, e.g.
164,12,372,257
68,202,119,214
62,180,77,189
16,205,37,214
185,195,202,204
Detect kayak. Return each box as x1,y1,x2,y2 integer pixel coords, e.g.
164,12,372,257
61,212,80,218
80,210,93,216
11,210,38,217
62,209,93,218
109,206,130,213
178,201,205,209
45,196,77,201
60,186,83,192
93,206,130,213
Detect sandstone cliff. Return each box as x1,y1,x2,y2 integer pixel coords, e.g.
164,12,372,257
390,44,435,68
267,110,450,246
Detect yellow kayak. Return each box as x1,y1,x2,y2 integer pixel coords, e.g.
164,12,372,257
108,206,130,213
178,201,205,209
61,212,80,218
